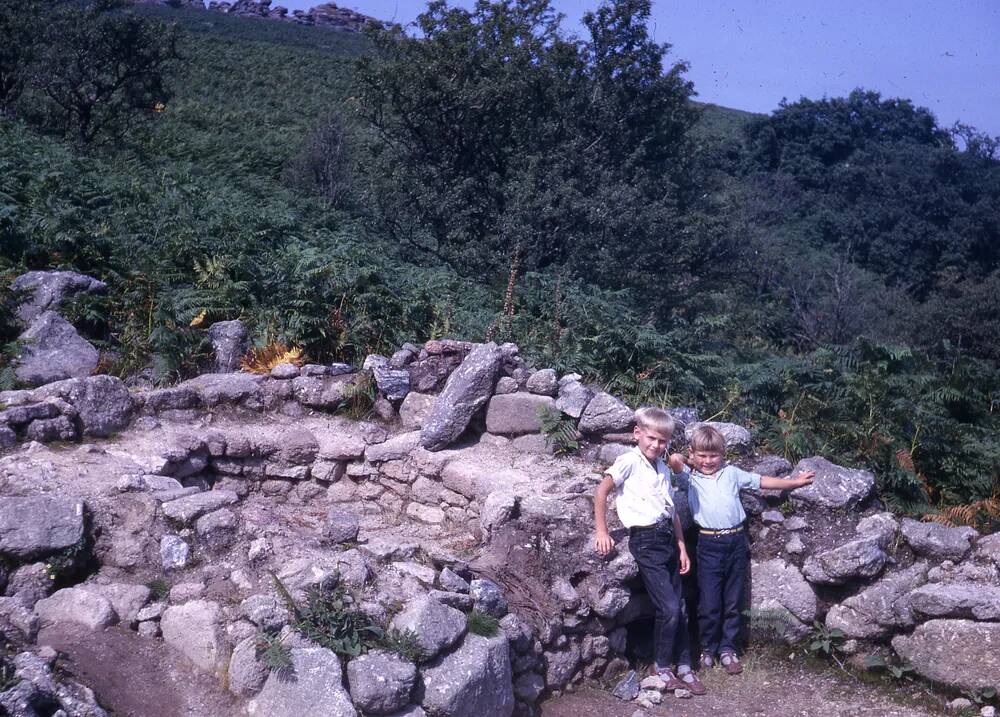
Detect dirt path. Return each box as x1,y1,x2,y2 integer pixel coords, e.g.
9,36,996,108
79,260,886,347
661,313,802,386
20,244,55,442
541,649,946,717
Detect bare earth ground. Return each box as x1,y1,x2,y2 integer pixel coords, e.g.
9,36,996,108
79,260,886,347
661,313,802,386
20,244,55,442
542,648,946,717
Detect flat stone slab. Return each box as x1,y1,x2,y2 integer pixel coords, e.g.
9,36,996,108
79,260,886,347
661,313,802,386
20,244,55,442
900,518,978,561
485,393,555,436
893,619,1000,691
802,537,887,585
789,456,875,510
34,587,116,630
0,496,85,560
825,562,928,638
420,633,514,717
161,491,239,524
247,646,356,717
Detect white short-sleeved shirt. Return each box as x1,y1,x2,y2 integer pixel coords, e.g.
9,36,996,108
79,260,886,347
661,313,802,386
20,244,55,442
605,447,675,528
676,464,761,530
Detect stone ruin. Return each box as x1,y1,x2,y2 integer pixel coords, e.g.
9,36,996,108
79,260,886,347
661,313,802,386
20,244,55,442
2,270,1000,716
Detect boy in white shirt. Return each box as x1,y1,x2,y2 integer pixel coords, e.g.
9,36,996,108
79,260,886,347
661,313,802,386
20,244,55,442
669,425,814,675
594,407,706,695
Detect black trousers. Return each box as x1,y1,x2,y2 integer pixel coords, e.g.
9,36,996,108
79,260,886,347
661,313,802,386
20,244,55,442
628,521,691,669
696,530,749,655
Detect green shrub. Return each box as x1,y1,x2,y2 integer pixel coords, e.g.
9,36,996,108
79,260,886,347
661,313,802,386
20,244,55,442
466,610,499,638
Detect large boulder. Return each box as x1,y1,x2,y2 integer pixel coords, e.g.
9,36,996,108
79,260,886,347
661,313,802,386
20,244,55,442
825,562,929,638
346,651,417,714
34,587,116,630
749,559,817,639
485,393,555,436
400,392,437,430
15,311,99,386
247,646,356,717
555,377,593,419
578,393,633,435
802,537,888,585
892,619,1000,691
160,600,227,672
909,581,1000,620
419,633,514,717
391,597,467,662
420,343,502,451
183,372,263,407
207,320,249,372
0,496,85,560
28,375,134,436
788,457,875,510
11,270,107,325
900,518,978,561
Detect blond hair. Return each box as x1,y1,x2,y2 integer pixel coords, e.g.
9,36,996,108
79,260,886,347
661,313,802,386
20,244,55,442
634,407,676,437
689,424,726,453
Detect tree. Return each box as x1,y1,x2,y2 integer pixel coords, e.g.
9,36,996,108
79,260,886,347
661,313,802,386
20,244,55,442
353,0,700,285
0,0,44,111
23,0,179,144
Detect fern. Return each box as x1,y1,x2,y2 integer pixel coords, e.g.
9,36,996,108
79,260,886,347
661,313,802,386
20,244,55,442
537,406,580,455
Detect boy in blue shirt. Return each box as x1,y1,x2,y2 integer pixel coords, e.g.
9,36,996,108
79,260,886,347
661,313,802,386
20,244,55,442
595,407,706,695
669,425,814,675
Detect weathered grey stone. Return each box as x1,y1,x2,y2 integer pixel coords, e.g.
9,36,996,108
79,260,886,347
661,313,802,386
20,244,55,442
578,393,633,435
909,581,1000,621
246,645,356,716
372,364,411,403
480,492,518,537
0,424,14,448
409,354,463,394
207,320,249,372
900,518,978,561
470,578,508,618
15,311,99,386
406,502,446,524
784,535,806,555
0,496,84,560
761,510,785,524
195,508,239,549
825,562,929,638
170,582,206,603
427,590,473,611
856,512,898,548
367,431,422,463
391,597,467,662
160,535,189,570
400,392,437,430
591,586,630,619
750,559,817,639
24,375,134,436
162,490,239,524
525,369,557,396
893,619,1000,691
485,393,555,436
228,636,268,697
325,508,360,544
161,600,226,672
611,669,639,701
141,386,200,412
240,594,291,632
23,415,77,442
494,377,518,395
12,270,107,325
803,538,888,585
290,375,350,409
270,363,300,379
97,583,151,626
34,587,116,630
347,650,417,714
420,343,502,451
544,642,581,689
7,562,53,605
439,568,470,594
420,633,513,717
555,379,593,419
498,613,532,653
0,596,39,641
789,457,875,510
512,671,544,703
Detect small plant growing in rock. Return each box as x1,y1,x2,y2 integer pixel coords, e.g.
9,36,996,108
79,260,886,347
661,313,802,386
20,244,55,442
338,372,377,420
44,537,88,585
862,654,915,682
743,608,791,644
466,610,499,637
146,578,170,601
380,628,423,662
255,631,293,676
779,500,795,517
538,406,580,456
0,653,16,692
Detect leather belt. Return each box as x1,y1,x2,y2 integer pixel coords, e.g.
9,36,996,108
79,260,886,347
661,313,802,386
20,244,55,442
698,523,745,536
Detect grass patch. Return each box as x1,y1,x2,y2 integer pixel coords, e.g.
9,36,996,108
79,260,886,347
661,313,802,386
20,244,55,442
146,578,170,601
466,610,499,637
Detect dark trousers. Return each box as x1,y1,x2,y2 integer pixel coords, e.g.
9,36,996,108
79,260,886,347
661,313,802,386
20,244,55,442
628,522,691,670
696,530,749,655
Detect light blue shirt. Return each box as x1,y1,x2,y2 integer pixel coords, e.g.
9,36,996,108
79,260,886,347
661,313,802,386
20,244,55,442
676,464,761,530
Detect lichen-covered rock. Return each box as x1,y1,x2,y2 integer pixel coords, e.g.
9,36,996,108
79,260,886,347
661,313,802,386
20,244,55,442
480,492,518,537
750,559,817,639
788,457,875,510
892,619,1000,691
900,518,978,561
420,633,514,717
195,508,239,549
12,270,107,325
160,534,189,570
0,597,39,641
543,642,581,690
34,587,117,630
485,393,555,436
161,600,227,672
421,343,502,451
247,646,357,716
469,578,508,618
346,650,417,714
366,431,422,463
161,490,239,524
324,508,360,544
909,581,1000,621
802,538,887,585
97,583,151,627
400,392,437,430
391,597,467,662
825,562,929,638
228,636,268,697
24,415,78,442
0,496,85,560
207,320,249,373
578,393,633,435
855,512,898,547
15,311,99,386
525,369,557,396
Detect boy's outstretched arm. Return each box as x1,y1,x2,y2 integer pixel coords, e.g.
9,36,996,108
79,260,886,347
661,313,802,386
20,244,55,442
759,470,815,491
594,475,616,556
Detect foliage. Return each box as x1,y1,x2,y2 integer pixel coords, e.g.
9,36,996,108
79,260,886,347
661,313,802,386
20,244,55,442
862,654,915,682
241,342,304,374
255,631,293,676
146,578,170,601
466,610,499,637
537,406,580,456
742,607,792,644
0,652,15,692
806,620,845,658
380,627,423,662
337,371,377,420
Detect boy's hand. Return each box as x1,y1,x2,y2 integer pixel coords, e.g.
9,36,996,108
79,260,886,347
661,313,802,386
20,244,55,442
791,470,816,488
667,453,687,473
595,531,615,556
678,544,690,575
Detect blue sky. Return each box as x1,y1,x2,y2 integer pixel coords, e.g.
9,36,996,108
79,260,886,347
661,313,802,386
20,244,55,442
278,0,1000,134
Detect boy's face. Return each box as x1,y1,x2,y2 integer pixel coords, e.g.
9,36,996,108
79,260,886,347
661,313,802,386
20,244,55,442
688,448,724,475
634,425,671,463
